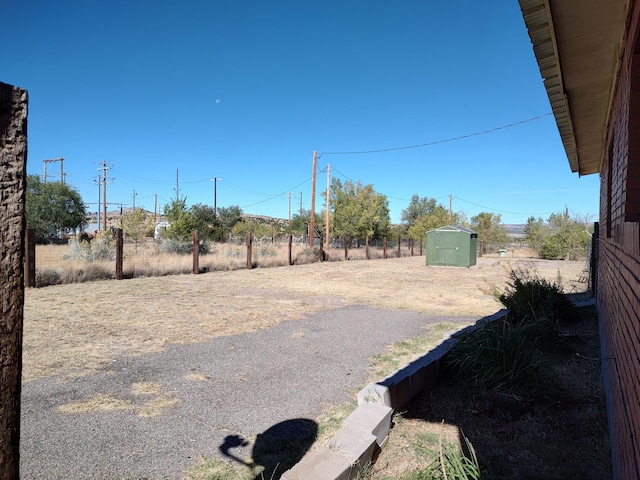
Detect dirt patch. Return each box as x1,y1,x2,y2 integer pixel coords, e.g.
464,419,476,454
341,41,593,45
23,256,588,382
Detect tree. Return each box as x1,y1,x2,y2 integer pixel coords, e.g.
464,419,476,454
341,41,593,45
470,212,509,253
285,209,323,236
189,203,223,241
330,179,390,242
524,216,546,252
26,174,87,242
216,205,243,237
162,197,198,241
539,212,592,260
121,207,154,250
401,194,459,243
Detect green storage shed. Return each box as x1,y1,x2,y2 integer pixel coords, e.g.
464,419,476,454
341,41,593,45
426,225,478,267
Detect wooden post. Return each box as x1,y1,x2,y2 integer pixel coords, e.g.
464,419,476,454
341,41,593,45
309,151,317,247
344,235,349,260
383,236,387,259
115,228,123,280
246,231,252,269
288,234,293,266
419,238,423,256
366,236,370,260
410,238,414,256
397,234,401,258
0,81,28,480
319,235,324,262
24,229,36,288
478,239,484,258
192,230,199,274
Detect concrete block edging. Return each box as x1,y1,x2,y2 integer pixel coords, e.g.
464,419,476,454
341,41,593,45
281,309,508,479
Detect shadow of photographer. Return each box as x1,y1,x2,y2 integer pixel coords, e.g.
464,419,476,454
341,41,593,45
219,418,317,480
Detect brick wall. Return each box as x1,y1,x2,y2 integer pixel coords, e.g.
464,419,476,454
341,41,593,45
600,3,640,478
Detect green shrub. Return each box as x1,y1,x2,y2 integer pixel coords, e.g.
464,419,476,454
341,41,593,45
157,238,211,255
498,265,580,323
539,234,566,260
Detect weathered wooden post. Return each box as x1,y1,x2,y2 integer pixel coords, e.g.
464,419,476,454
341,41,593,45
288,233,293,266
383,236,387,259
115,228,123,280
366,235,370,260
397,234,401,258
246,231,252,269
0,81,28,480
192,230,199,274
24,228,36,288
319,235,324,262
344,235,349,260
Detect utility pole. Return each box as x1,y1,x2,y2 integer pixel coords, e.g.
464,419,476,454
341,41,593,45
309,151,317,247
95,161,114,231
43,157,64,184
287,192,292,221
175,169,179,201
211,177,222,216
94,175,102,229
132,189,137,211
299,192,303,216
154,194,158,222
449,194,453,224
326,164,331,248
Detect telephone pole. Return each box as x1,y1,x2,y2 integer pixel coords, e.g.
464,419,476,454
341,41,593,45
43,157,64,184
95,161,114,231
309,151,317,247
175,169,180,201
449,194,453,224
325,164,331,248
210,177,222,216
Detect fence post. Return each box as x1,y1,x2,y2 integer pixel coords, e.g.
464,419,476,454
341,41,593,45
478,239,484,257
410,238,414,256
397,234,401,258
344,235,349,260
115,228,123,280
0,82,27,480
246,231,252,269
383,236,387,259
319,235,324,262
192,230,199,274
366,236,370,260
25,228,36,288
288,234,293,266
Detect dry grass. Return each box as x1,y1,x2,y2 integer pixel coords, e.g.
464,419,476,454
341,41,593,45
23,252,588,383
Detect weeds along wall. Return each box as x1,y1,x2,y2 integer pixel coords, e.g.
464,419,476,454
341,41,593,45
599,3,640,478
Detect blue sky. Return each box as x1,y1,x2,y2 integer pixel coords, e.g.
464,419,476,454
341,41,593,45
2,1,600,225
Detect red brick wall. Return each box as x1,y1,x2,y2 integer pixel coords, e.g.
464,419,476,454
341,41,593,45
600,2,640,478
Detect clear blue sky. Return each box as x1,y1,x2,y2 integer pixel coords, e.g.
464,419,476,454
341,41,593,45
2,1,600,225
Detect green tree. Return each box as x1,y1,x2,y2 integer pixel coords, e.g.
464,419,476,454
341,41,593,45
121,207,154,248
524,216,547,252
216,205,243,238
401,194,459,243
26,174,87,242
330,179,390,242
540,212,592,260
163,197,198,241
470,212,509,253
285,209,323,235
190,203,224,241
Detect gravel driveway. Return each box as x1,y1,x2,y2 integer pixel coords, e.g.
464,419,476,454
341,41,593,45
20,305,476,479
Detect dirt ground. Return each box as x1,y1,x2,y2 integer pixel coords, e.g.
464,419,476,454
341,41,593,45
23,255,588,383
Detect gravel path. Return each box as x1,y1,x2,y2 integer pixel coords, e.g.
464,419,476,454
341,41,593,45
20,306,477,479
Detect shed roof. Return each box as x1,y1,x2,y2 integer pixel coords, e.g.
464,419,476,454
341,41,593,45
518,0,630,175
427,225,477,235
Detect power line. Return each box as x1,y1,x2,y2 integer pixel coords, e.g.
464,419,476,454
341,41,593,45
240,177,313,209
320,113,552,155
453,195,558,216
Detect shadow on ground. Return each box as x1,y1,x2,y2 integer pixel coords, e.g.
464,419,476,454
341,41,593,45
220,418,318,480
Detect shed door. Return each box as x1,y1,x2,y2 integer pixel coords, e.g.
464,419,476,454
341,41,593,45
436,233,459,265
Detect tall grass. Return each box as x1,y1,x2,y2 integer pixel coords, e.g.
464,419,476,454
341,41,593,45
33,241,417,287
